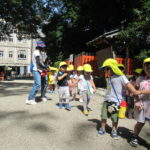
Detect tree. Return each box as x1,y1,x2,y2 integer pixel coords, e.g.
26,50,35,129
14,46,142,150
43,0,139,62
114,0,150,59
0,0,48,37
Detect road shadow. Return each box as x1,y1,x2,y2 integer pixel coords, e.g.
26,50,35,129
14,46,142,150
0,110,57,134
88,119,149,149
88,119,112,133
118,126,150,150
0,82,33,97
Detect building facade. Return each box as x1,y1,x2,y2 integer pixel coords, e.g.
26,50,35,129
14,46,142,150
0,33,34,77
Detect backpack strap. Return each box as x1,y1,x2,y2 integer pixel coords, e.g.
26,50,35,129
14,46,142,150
110,77,120,105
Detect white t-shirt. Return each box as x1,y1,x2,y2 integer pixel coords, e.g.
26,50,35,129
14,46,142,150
104,75,129,105
79,75,93,92
32,50,42,71
74,74,82,89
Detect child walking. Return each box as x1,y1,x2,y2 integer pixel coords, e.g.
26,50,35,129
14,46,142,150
48,67,57,94
74,66,84,102
79,64,96,116
57,62,71,111
97,58,140,139
130,58,150,147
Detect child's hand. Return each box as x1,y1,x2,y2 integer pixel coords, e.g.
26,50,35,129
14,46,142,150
133,90,141,96
63,73,68,77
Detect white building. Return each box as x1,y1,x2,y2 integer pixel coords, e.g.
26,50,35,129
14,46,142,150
0,33,34,77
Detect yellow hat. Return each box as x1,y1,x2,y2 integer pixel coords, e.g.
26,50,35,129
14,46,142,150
83,64,93,72
144,58,150,64
69,64,74,71
101,58,124,75
50,67,57,71
118,64,125,69
77,66,83,71
59,62,67,68
134,68,143,74
67,67,71,71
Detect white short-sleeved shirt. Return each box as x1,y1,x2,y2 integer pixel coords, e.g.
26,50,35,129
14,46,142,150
79,75,93,92
32,50,43,71
74,74,82,89
104,75,129,105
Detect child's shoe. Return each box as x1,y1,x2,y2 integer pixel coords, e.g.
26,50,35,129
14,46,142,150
130,138,138,147
83,109,89,116
111,130,119,140
97,128,106,136
58,103,63,109
65,104,71,111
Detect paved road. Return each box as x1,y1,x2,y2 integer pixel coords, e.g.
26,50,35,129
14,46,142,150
0,79,149,150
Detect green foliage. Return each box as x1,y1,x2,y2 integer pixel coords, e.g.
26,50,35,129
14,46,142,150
136,49,150,60
115,0,150,59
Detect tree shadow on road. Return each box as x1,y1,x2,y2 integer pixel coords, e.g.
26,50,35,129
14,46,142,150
118,126,150,150
0,82,33,97
88,119,112,133
88,119,149,149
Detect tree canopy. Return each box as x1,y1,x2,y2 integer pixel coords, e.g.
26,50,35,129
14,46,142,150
0,0,149,62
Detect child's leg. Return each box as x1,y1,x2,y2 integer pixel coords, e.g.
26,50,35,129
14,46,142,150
58,87,64,104
134,122,145,137
100,102,109,130
64,87,71,110
82,91,88,110
101,119,107,130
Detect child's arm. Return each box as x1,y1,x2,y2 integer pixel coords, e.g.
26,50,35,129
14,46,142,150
91,80,96,92
140,90,150,95
57,73,68,81
125,82,141,95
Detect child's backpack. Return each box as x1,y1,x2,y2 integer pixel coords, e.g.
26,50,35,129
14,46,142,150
30,63,34,72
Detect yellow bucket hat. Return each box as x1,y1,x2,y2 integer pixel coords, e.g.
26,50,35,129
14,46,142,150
50,67,57,71
69,64,74,71
144,58,150,64
101,58,124,75
77,66,83,71
83,64,93,72
67,67,71,71
134,68,143,74
118,64,125,69
59,62,67,68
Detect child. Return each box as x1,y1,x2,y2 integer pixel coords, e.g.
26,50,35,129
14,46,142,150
74,66,84,102
57,62,71,111
130,58,150,147
79,64,96,116
97,58,140,139
48,67,57,94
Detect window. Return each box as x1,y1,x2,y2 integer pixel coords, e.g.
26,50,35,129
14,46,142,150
0,51,4,57
8,36,13,42
18,50,26,60
9,51,13,58
0,36,6,41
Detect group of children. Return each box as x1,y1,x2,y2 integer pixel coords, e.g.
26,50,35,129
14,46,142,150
54,62,96,115
45,58,149,148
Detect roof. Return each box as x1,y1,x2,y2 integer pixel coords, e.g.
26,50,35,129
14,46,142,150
86,29,120,47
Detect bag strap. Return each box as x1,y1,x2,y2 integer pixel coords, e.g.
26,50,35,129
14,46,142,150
110,77,120,105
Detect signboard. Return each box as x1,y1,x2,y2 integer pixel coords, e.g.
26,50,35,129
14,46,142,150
70,54,74,63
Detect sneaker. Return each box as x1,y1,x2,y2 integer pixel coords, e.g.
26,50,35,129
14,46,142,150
58,103,63,109
79,98,83,103
97,128,106,136
26,100,37,105
41,97,47,102
65,104,71,111
87,107,92,111
111,130,119,140
83,110,89,116
130,138,138,147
